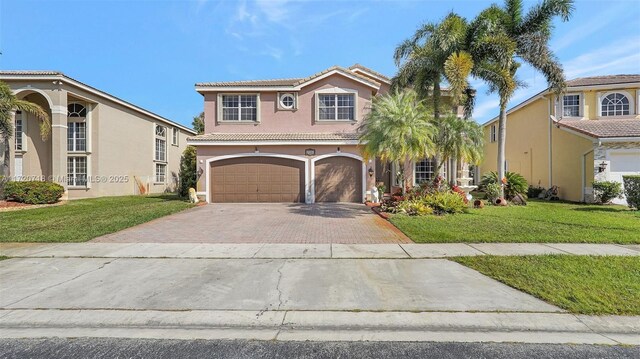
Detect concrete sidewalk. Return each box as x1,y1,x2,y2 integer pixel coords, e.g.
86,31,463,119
1,309,638,345
2,242,639,259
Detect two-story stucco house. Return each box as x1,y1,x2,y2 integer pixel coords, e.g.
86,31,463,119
189,64,464,204
0,71,196,199
480,75,640,204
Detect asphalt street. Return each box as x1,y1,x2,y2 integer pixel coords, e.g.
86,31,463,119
0,339,638,359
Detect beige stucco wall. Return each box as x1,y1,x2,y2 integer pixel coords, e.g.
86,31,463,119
550,126,594,202
196,144,376,203
203,74,374,134
480,97,552,188
3,78,194,199
559,87,640,120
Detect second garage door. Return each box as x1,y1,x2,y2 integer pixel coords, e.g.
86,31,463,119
211,157,305,203
314,156,363,202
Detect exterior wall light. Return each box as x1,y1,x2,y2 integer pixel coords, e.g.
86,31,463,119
368,168,374,177
598,161,608,173
305,148,316,156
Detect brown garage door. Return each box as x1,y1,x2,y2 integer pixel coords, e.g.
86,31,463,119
210,157,304,203
314,156,362,202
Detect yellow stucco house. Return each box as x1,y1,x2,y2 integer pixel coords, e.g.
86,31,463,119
479,75,640,205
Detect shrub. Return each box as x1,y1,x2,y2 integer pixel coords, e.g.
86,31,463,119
480,171,528,199
396,199,433,216
485,183,501,204
423,191,468,215
527,185,545,199
178,146,197,197
4,181,64,204
592,180,623,204
622,175,640,210
451,185,469,204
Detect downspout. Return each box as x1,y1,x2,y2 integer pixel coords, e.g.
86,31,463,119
547,96,553,188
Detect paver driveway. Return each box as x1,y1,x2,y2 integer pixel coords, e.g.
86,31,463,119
93,203,411,244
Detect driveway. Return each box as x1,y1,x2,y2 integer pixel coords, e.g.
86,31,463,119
93,203,411,244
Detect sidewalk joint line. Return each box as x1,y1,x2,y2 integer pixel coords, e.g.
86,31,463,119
466,244,488,255
398,244,412,258
541,243,573,255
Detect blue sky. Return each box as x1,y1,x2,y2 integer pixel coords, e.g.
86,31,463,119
1,0,639,127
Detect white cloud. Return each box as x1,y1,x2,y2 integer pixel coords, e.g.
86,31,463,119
563,35,640,78
551,3,627,52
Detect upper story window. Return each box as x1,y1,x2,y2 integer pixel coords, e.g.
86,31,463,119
67,122,87,152
172,128,179,146
68,103,87,117
278,93,296,110
318,93,355,121
562,94,580,117
155,125,166,162
15,111,23,151
221,94,258,122
490,124,497,143
601,93,630,116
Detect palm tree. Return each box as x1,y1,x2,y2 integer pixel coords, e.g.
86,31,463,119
468,0,573,195
435,114,484,184
0,80,50,176
392,13,477,182
359,90,436,194
392,12,475,121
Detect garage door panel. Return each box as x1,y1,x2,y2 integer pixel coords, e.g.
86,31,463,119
211,157,304,203
314,156,362,203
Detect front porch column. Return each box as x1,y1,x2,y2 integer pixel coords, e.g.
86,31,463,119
50,90,68,192
1,111,16,177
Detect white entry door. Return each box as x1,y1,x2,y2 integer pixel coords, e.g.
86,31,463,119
14,156,23,178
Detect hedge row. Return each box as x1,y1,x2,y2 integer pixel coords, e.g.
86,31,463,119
3,181,64,204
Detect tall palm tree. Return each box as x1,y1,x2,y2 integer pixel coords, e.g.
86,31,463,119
436,114,484,184
0,80,50,176
392,12,475,121
392,12,476,181
359,90,436,194
468,0,573,195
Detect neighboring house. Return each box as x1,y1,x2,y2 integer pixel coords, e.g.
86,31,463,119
480,75,640,204
0,71,196,199
189,64,462,203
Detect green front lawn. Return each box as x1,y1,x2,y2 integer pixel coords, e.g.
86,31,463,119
454,255,640,315
0,195,194,243
390,200,640,243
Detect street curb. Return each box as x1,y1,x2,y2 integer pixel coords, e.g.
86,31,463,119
1,309,638,345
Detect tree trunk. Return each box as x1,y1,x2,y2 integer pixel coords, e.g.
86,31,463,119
497,102,507,198
433,79,441,121
1,137,10,178
451,157,458,186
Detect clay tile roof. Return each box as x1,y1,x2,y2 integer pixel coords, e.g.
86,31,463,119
556,119,640,138
566,74,640,87
196,65,380,88
0,70,64,76
348,63,391,82
188,132,360,142
195,78,303,87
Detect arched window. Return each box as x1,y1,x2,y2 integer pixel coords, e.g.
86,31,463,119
68,103,87,117
601,93,630,116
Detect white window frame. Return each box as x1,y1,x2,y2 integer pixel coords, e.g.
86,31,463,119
217,93,261,123
414,159,436,185
14,111,26,152
172,127,179,146
314,88,358,123
67,121,87,152
561,93,582,119
597,91,635,118
67,155,88,188
490,124,497,143
277,92,297,110
155,124,167,163
155,163,167,184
